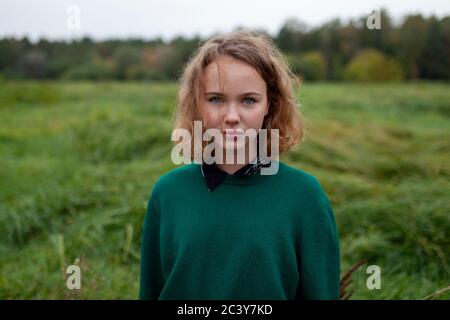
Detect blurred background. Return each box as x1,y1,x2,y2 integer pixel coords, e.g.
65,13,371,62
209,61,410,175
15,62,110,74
0,0,449,299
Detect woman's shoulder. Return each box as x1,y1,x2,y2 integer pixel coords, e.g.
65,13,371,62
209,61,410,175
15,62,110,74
279,162,335,226
150,163,201,194
278,161,327,196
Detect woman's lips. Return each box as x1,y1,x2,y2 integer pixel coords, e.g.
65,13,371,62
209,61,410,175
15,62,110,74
224,129,244,139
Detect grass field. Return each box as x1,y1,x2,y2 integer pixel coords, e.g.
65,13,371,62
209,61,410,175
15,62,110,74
0,80,449,299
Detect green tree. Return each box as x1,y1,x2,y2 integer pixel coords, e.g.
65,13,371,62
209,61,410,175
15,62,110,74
18,50,47,79
276,18,308,53
288,51,327,81
419,17,449,79
397,14,428,78
114,45,141,80
344,49,404,82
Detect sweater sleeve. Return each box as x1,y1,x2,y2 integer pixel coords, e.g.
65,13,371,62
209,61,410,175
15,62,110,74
139,188,165,300
296,183,341,300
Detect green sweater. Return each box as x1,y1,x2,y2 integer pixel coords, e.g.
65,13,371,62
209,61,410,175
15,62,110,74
139,161,340,300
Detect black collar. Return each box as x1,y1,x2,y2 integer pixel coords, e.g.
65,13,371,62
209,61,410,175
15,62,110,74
200,157,271,192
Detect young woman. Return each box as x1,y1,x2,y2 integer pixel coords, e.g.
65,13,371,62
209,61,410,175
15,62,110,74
139,31,340,300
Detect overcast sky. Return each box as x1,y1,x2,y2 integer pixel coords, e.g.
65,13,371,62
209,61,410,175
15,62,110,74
1,0,449,42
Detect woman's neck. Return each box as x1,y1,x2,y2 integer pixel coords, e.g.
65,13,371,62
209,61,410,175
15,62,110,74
215,162,247,175
215,145,258,175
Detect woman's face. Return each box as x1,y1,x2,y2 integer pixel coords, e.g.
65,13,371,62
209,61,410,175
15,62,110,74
199,55,269,154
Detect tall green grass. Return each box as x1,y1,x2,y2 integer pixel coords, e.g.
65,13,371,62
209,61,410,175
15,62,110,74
0,81,448,299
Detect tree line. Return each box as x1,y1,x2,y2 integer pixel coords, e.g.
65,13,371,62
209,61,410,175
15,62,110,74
0,9,448,82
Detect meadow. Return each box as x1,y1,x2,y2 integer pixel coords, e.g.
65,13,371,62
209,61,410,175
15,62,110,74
0,80,449,299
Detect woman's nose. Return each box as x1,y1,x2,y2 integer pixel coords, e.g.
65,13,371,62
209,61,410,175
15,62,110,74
223,103,240,124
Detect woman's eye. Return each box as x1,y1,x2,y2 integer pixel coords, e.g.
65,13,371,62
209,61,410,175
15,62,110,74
209,96,222,104
242,97,256,105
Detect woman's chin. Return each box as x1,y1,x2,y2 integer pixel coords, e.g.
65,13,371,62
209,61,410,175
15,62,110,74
217,142,247,152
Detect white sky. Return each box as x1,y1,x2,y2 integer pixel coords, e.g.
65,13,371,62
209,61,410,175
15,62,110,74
1,0,449,42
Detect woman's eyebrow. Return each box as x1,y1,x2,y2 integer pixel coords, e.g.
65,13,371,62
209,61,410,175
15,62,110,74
205,91,262,96
240,92,262,97
204,91,224,96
